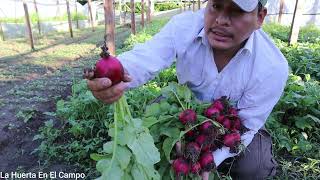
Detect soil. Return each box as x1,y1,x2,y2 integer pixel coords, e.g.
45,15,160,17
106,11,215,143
0,29,131,175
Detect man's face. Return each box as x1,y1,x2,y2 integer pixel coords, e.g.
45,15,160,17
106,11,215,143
204,0,267,51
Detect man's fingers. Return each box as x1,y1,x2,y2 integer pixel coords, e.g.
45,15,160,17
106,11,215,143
91,82,127,103
103,92,123,104
201,171,209,180
92,90,123,104
87,78,112,91
123,74,132,82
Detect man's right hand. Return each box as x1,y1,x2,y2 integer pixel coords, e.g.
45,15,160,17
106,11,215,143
85,69,132,104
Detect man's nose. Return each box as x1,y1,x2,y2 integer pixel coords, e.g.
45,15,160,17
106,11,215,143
215,11,231,26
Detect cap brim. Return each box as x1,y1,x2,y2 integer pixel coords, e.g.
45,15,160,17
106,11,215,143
232,0,259,12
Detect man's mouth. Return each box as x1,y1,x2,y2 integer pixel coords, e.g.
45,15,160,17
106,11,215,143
210,29,233,41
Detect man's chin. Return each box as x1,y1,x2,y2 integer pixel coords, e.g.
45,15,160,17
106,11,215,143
210,42,232,51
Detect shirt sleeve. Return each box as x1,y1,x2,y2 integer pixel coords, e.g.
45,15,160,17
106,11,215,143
213,64,289,167
117,17,178,88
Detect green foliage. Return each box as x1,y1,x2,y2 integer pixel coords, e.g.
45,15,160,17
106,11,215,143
155,2,181,12
277,41,320,80
266,74,320,178
263,23,320,43
0,12,87,24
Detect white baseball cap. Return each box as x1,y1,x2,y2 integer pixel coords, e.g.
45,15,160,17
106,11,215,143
232,0,268,12
204,0,268,12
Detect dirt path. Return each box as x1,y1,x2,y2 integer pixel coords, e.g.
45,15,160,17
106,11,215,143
0,27,131,173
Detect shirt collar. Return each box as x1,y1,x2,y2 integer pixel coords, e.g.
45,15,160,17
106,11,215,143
197,28,255,56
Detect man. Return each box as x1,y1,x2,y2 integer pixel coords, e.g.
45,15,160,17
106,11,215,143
86,0,289,179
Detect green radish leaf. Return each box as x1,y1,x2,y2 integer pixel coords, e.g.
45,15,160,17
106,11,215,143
142,117,158,128
103,141,114,154
160,127,180,138
177,84,191,102
159,101,171,112
162,137,175,161
306,114,320,124
131,163,148,180
117,130,135,146
96,159,124,180
295,118,313,130
116,146,132,170
90,153,110,161
127,131,160,166
142,163,161,180
145,103,161,117
121,172,133,180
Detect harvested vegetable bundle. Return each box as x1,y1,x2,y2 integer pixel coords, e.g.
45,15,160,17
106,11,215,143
85,45,160,180
168,95,248,179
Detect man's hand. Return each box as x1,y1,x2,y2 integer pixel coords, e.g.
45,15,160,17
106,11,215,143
84,68,132,104
201,171,209,180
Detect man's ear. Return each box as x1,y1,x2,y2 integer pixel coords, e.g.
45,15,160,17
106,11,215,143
256,8,267,29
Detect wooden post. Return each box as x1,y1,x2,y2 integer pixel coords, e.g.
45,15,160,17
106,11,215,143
192,0,195,11
104,0,116,55
141,0,145,27
75,0,79,28
147,0,151,23
0,20,4,41
198,0,200,10
88,0,95,31
23,0,35,50
289,0,304,45
66,0,73,38
56,0,60,17
33,0,41,34
183,1,186,11
278,0,285,23
119,0,123,25
130,0,136,34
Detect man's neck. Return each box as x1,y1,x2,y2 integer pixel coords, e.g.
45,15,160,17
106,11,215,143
212,41,247,72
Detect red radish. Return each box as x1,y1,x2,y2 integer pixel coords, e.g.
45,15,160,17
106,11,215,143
229,107,238,117
199,121,214,135
191,162,201,174
186,130,195,137
232,118,241,131
185,142,201,163
211,100,224,111
195,134,207,146
179,109,197,125
222,118,232,130
172,157,190,176
204,107,220,118
223,132,241,149
216,115,225,124
199,152,215,171
94,54,124,85
202,144,211,152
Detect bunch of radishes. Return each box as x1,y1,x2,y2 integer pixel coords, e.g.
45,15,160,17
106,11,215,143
171,96,246,178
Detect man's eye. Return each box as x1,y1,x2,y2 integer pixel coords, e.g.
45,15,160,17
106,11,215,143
212,4,221,9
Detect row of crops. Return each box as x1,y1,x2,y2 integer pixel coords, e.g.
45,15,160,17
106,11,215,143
34,18,320,179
